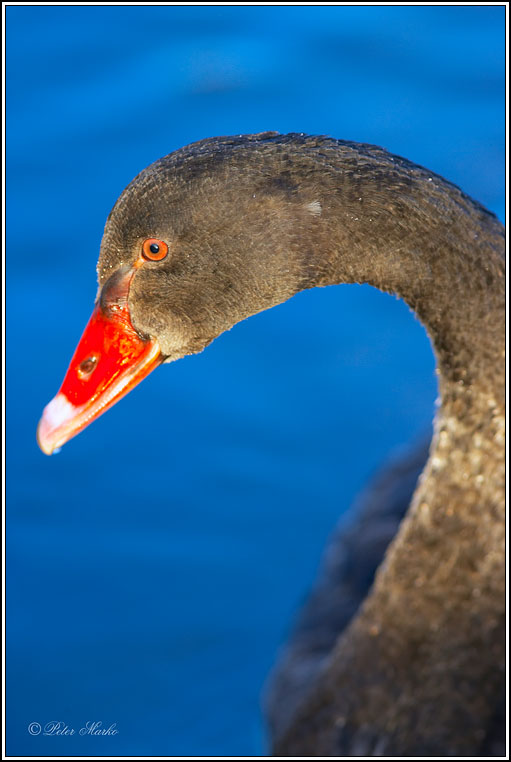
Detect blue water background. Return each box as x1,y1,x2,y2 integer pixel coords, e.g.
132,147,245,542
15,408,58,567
6,6,505,756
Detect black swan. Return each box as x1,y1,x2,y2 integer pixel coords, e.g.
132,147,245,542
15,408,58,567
37,133,505,756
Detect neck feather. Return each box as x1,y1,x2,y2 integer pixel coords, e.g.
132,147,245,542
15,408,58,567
275,144,505,755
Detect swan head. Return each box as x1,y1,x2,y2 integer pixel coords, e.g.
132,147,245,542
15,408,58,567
37,133,324,454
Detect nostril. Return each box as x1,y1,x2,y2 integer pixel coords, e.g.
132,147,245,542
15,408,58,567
78,355,99,379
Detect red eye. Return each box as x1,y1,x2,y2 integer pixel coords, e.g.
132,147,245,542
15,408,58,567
142,238,169,261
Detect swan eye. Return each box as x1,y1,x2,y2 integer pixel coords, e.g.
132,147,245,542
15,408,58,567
142,238,169,261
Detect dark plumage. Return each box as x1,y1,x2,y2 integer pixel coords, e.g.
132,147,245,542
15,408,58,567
265,434,431,743
46,133,507,755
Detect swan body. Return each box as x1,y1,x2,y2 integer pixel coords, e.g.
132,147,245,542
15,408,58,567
37,133,505,756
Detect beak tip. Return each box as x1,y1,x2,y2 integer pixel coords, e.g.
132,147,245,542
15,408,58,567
37,418,55,455
37,393,78,455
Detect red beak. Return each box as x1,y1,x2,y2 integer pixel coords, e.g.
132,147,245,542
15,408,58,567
37,260,162,455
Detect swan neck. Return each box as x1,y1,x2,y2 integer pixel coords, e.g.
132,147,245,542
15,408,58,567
276,145,505,755
312,161,505,398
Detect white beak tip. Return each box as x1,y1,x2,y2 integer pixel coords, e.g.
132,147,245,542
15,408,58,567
37,393,79,455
